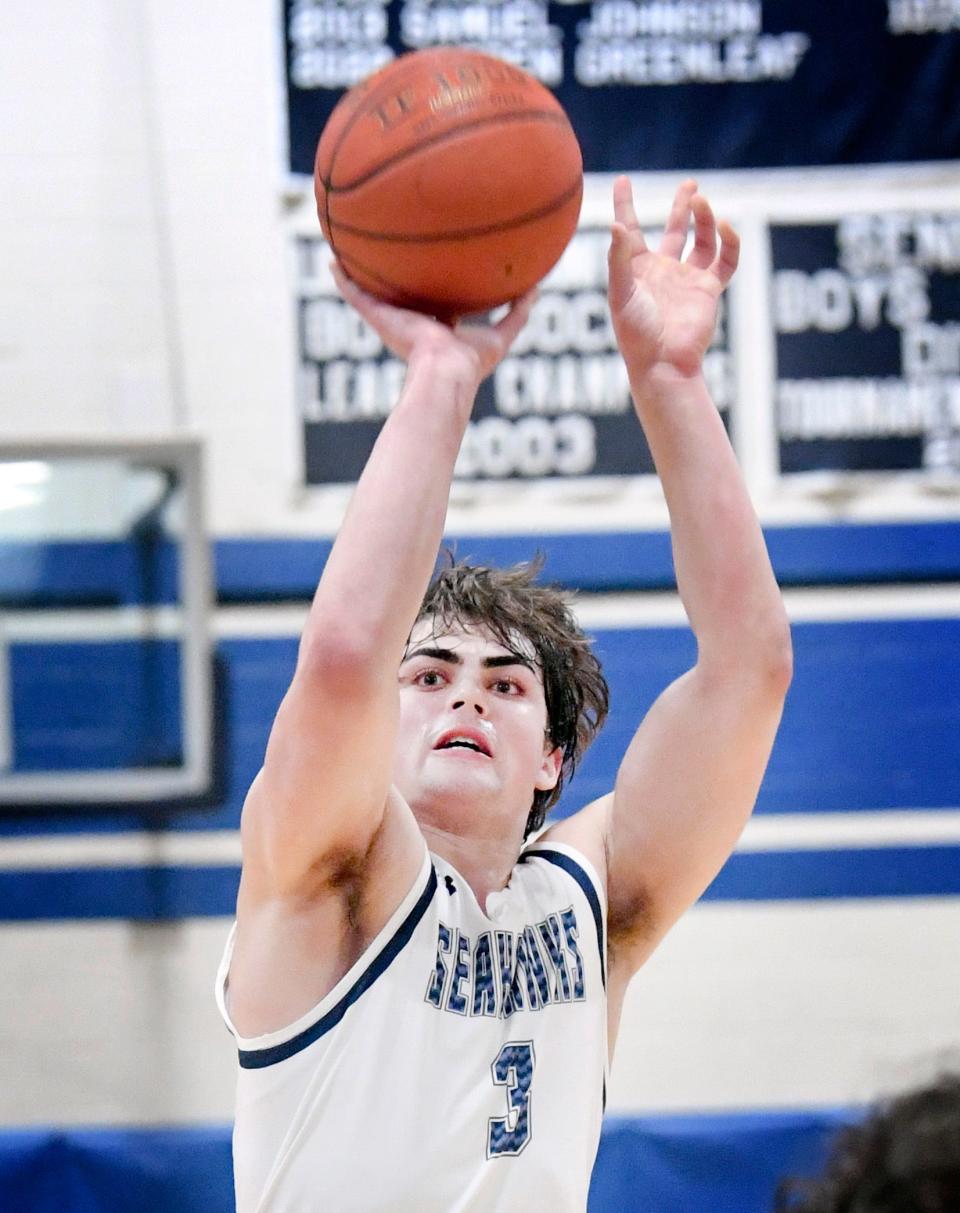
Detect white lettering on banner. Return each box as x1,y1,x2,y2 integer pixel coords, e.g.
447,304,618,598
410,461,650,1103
302,298,383,360
509,292,615,355
290,2,388,43
399,0,564,84
773,267,931,333
297,226,733,480
902,323,960,377
455,415,597,477
775,215,960,471
301,360,406,421
494,354,631,415
778,378,960,443
888,0,960,34
289,0,392,89
837,213,960,276
291,41,394,88
575,33,809,86
925,431,960,469
579,1,762,39
295,239,330,293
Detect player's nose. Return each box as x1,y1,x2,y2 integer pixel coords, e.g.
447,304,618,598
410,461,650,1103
450,675,487,715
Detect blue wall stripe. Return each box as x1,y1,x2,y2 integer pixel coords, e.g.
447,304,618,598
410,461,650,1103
3,524,959,604
0,1110,854,1213
214,522,960,599
703,846,960,901
4,617,957,828
0,1126,234,1213
0,540,180,606
0,847,957,921
590,1110,848,1213
0,867,241,921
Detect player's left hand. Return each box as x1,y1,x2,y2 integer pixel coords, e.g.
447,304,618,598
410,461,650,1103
608,177,739,382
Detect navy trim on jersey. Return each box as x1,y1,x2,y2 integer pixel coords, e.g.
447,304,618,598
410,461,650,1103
237,865,438,1069
521,848,606,988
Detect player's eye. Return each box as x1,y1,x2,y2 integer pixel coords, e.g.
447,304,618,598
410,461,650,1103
415,668,444,687
494,677,521,694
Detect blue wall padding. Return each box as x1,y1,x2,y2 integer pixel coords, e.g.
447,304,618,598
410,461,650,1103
214,523,960,598
0,1112,850,1213
0,866,241,921
0,1127,232,1213
9,641,183,772
1,614,959,915
589,1112,845,1212
0,541,180,606
2,842,960,921
3,616,956,824
3,523,960,608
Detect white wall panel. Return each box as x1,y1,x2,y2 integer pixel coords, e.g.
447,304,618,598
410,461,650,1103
610,898,960,1113
0,899,956,1126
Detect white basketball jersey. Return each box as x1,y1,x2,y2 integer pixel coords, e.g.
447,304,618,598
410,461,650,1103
215,840,608,1213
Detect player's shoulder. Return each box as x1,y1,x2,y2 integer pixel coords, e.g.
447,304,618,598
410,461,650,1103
532,793,611,899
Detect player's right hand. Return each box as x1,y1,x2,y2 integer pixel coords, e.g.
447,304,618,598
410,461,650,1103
332,262,536,390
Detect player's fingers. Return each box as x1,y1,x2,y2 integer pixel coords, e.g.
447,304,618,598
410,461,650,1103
493,287,538,348
607,222,637,313
659,178,697,259
612,175,646,245
686,193,717,269
331,260,423,355
331,261,382,318
333,260,423,328
714,220,740,288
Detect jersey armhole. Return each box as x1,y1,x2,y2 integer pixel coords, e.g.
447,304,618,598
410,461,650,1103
214,843,436,1067
214,921,239,1037
519,840,607,986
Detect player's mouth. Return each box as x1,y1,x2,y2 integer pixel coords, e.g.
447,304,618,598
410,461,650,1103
432,727,493,758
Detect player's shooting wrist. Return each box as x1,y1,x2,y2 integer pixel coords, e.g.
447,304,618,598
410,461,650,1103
629,362,707,403
404,349,484,408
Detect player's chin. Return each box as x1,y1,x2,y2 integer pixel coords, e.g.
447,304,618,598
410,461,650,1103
422,757,500,795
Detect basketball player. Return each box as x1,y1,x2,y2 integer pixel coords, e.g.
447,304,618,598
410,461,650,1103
216,178,792,1211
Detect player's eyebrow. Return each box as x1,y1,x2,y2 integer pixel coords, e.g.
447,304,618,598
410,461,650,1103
402,645,536,672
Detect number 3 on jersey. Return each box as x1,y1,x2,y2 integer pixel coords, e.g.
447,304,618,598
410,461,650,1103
487,1041,536,1158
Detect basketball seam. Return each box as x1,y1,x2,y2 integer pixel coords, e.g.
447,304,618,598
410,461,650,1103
320,47,561,191
327,176,582,244
334,247,457,314
321,110,575,195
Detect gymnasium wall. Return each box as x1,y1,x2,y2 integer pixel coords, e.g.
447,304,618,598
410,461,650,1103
2,2,959,1211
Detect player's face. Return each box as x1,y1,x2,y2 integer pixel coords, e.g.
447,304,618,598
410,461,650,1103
393,620,562,830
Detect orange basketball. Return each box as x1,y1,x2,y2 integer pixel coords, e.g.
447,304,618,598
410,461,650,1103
314,48,583,319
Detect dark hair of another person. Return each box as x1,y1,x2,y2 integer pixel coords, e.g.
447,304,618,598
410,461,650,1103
413,559,610,838
775,1071,960,1213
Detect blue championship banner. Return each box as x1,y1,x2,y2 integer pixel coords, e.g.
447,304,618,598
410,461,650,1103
772,215,960,475
283,0,960,175
297,229,732,484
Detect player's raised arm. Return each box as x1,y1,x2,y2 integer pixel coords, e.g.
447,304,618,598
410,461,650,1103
602,179,793,971
239,272,536,900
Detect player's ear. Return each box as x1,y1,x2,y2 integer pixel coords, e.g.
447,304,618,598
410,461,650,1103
535,745,563,792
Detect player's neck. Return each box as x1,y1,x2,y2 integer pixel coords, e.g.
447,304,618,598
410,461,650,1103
418,820,526,911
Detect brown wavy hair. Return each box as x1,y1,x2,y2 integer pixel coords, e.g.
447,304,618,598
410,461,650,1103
775,1071,960,1213
411,558,609,838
